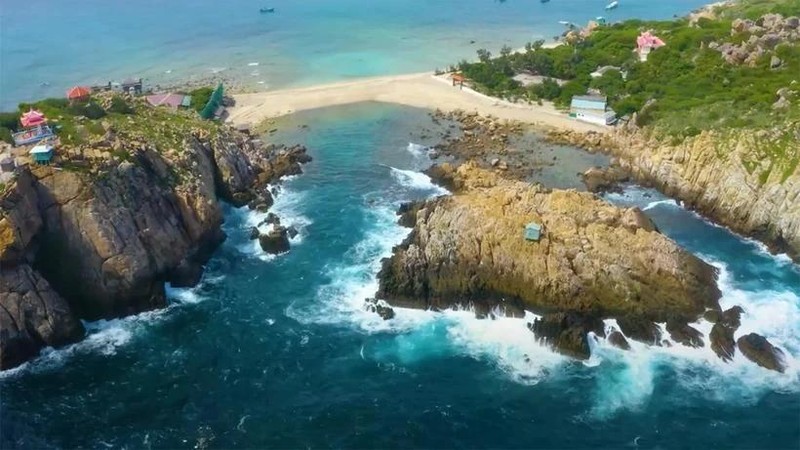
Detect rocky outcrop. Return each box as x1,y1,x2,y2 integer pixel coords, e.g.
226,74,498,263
0,122,310,369
364,298,396,320
737,333,787,373
709,306,743,362
259,226,291,254
0,265,84,370
714,14,800,66
581,166,629,193
375,163,722,357
528,312,604,359
549,123,800,262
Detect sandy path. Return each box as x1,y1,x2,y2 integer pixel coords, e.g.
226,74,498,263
227,73,607,133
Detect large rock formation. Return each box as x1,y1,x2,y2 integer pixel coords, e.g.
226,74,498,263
0,105,310,369
375,163,722,357
550,123,800,262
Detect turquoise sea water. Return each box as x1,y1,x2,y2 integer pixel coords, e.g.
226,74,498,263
0,0,711,109
1,103,798,448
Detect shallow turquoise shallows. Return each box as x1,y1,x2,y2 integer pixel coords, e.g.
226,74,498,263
0,0,711,109
1,103,798,448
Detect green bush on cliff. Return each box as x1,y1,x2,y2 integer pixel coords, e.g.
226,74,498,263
0,127,13,145
107,96,134,114
189,87,214,112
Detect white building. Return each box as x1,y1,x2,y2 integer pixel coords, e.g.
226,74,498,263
569,95,617,126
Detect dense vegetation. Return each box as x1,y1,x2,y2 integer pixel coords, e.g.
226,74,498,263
189,86,214,112
456,0,800,138
0,86,219,147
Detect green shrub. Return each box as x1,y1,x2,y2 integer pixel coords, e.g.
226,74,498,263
0,112,20,131
68,101,106,120
0,126,13,144
189,87,214,112
530,78,562,100
107,96,134,114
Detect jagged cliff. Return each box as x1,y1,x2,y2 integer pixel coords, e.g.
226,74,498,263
375,163,722,358
0,98,309,369
551,123,800,261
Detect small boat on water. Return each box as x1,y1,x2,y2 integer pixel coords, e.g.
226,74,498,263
605,1,619,10
260,7,275,13
558,20,571,25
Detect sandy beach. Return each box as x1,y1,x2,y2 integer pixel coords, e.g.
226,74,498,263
227,73,607,133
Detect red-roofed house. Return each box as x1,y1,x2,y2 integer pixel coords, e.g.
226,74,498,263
636,31,666,62
145,93,191,109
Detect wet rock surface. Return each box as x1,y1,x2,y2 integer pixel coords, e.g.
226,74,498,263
0,113,311,369
365,298,396,321
709,306,743,362
375,163,722,358
737,333,787,373
528,312,604,359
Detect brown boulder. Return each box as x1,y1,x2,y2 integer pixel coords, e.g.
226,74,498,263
259,227,290,254
666,320,704,348
710,322,737,361
528,312,604,359
737,333,787,372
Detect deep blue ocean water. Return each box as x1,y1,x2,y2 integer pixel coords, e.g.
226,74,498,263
1,103,798,449
0,0,712,109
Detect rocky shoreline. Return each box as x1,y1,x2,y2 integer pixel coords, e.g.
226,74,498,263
0,100,310,369
548,123,800,262
421,108,799,263
366,113,790,372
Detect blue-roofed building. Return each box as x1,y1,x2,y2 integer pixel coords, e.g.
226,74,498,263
569,95,617,126
524,222,543,241
29,144,54,164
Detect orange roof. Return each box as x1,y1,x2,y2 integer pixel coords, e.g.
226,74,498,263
66,86,91,99
452,73,466,81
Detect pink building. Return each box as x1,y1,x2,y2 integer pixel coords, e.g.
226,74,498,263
145,93,191,109
636,31,666,62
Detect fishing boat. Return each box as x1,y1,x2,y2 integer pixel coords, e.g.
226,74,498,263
605,1,619,10
259,7,275,13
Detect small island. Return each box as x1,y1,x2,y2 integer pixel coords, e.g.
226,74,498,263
373,162,787,372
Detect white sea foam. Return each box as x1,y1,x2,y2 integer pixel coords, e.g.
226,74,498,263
388,167,449,196
296,173,799,415
210,67,228,74
406,142,429,158
0,313,147,379
247,62,259,66
235,182,312,261
580,258,800,418
641,198,679,211
1,281,211,379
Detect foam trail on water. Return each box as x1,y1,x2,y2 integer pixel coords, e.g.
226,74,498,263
233,181,311,261
290,203,433,332
641,199,679,211
388,167,449,196
582,258,800,419
0,312,154,379
290,192,565,383
1,279,214,379
406,142,429,158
